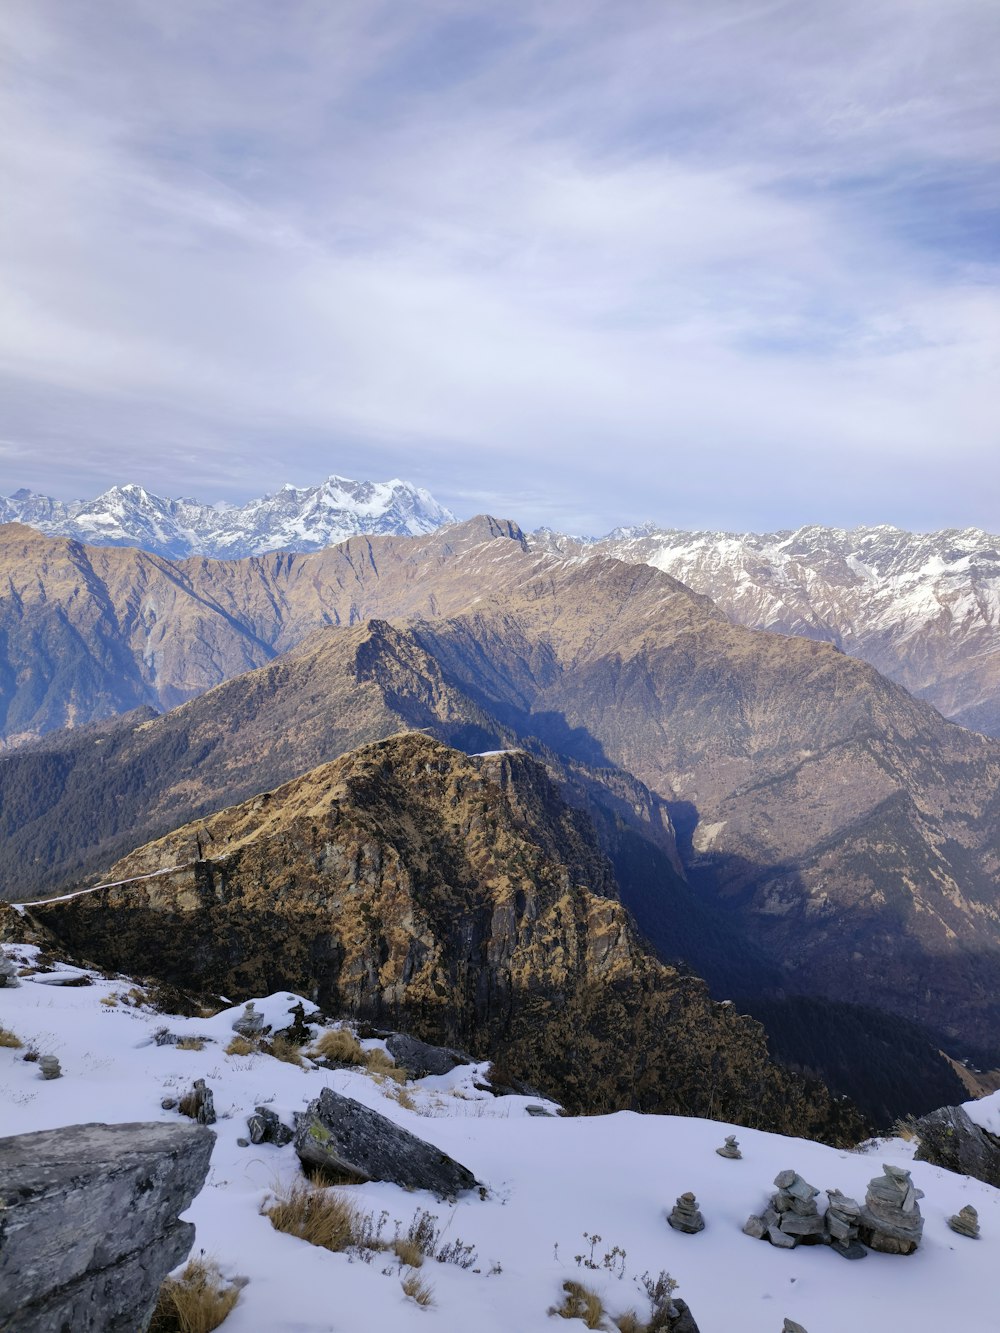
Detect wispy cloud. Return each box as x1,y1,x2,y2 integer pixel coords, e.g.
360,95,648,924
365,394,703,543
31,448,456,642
0,0,997,531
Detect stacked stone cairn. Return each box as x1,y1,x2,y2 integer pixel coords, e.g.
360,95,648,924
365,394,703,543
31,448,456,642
716,1135,742,1159
667,1191,706,1234
947,1205,979,1239
743,1170,825,1249
232,1001,265,1039
823,1188,866,1260
0,956,20,987
857,1163,924,1255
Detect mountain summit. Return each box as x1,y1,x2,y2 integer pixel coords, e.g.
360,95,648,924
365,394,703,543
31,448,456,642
0,474,454,558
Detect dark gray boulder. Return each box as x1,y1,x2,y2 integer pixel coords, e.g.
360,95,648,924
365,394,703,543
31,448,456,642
385,1032,471,1079
0,1120,214,1333
913,1103,1000,1188
247,1105,294,1147
294,1087,480,1197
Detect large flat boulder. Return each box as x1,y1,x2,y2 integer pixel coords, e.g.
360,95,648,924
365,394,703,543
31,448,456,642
913,1103,1000,1188
294,1087,480,1197
385,1032,471,1079
0,1120,214,1332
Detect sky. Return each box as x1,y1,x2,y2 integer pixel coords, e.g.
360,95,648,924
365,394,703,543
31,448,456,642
0,0,998,535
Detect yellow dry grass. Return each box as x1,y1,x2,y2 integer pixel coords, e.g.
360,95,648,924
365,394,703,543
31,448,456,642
550,1280,606,1330
311,1028,365,1065
149,1258,241,1333
263,1180,367,1253
225,1035,256,1057
401,1272,434,1308
0,1026,23,1049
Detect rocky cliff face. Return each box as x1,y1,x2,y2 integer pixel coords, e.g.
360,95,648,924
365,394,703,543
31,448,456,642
25,734,862,1142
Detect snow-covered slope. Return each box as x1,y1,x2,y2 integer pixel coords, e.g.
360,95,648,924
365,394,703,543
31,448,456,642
567,524,1000,736
2,943,997,1333
0,475,455,558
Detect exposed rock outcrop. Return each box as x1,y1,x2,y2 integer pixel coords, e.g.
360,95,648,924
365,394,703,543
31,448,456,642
913,1103,1000,1188
294,1087,479,1197
385,1031,471,1079
0,1121,214,1332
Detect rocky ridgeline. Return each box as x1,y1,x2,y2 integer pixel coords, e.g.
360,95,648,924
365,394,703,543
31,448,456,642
743,1163,925,1258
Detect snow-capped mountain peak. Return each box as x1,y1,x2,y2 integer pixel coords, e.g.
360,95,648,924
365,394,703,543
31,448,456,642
0,474,456,559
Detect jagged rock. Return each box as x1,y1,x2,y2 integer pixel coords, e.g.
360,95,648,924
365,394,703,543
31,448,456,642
667,1191,705,1234
385,1032,471,1079
913,1103,1000,1189
275,1001,315,1046
160,1097,178,1110
38,1055,61,1080
178,1079,216,1126
525,1104,555,1117
947,1205,980,1239
670,1299,701,1332
766,1223,797,1249
294,1087,480,1196
858,1163,924,1255
716,1134,741,1159
0,1121,213,1332
783,1321,809,1333
743,1215,768,1240
247,1106,294,1147
232,1002,265,1039
0,955,20,987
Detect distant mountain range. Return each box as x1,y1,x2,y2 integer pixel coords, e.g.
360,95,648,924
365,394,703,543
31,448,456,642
534,523,1000,737
0,475,454,558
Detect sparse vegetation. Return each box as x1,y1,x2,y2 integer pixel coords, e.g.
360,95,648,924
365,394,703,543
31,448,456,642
391,1237,425,1269
149,1258,242,1332
264,1035,305,1066
0,1025,23,1049
312,1027,365,1065
100,994,118,1007
364,1046,406,1083
550,1280,606,1329
401,1272,435,1308
225,1035,257,1057
176,1036,207,1051
263,1180,387,1256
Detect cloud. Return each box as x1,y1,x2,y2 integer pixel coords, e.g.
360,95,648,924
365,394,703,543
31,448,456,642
0,0,997,532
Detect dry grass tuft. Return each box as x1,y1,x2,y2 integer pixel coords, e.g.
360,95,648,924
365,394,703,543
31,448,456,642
0,1025,23,1049
225,1035,257,1057
614,1313,644,1333
264,1180,368,1253
364,1046,406,1083
550,1280,607,1329
265,1034,305,1066
312,1028,365,1065
100,995,119,1007
176,1036,207,1052
401,1272,435,1308
149,1258,242,1333
391,1238,425,1269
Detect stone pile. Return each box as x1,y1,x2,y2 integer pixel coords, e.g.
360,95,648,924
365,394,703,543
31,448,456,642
178,1078,216,1126
38,1055,61,1080
247,1105,294,1147
823,1189,866,1260
716,1135,741,1160
744,1170,824,1249
857,1163,924,1255
0,955,20,987
947,1205,979,1239
667,1192,705,1234
232,1001,265,1039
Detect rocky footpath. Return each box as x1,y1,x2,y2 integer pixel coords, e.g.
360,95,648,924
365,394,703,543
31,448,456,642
0,1121,214,1332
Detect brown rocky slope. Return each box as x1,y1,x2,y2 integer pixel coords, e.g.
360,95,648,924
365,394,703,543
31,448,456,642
24,733,863,1142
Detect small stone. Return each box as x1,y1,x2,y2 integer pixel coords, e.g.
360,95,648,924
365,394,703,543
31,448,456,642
742,1215,767,1240
236,1137,250,1148
783,1321,809,1333
766,1224,796,1249
774,1170,797,1190
38,1055,61,1080
778,1212,825,1239
716,1134,742,1159
161,1097,178,1111
947,1205,980,1239
247,1106,294,1147
829,1240,868,1260
667,1192,705,1234
525,1104,555,1117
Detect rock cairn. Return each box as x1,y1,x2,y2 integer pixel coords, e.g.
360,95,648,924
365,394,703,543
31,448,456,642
823,1189,866,1259
858,1164,924,1255
667,1192,705,1234
716,1135,741,1160
744,1170,824,1249
247,1105,294,1147
38,1055,62,1080
0,956,20,987
947,1205,979,1239
232,1002,265,1039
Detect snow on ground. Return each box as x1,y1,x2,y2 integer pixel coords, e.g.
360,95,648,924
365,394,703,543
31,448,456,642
2,944,998,1333
964,1088,1000,1136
